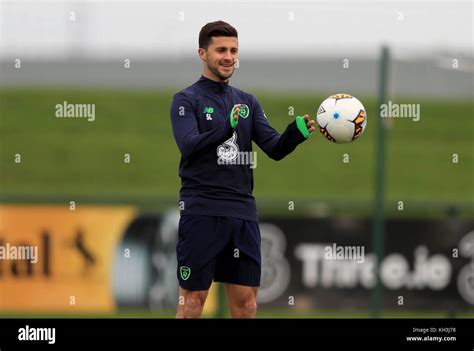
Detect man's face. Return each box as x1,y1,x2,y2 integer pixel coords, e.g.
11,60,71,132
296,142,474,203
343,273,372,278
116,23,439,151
199,36,238,82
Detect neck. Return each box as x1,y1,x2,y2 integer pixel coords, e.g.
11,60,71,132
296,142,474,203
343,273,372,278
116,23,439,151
203,70,229,83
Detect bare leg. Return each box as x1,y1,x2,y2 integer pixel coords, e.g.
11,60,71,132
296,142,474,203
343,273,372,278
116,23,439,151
224,283,258,318
176,288,209,318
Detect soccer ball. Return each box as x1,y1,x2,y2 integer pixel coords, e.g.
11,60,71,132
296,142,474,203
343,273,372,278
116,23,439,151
316,94,367,143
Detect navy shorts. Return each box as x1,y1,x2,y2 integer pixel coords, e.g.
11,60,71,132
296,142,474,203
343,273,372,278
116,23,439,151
176,214,261,291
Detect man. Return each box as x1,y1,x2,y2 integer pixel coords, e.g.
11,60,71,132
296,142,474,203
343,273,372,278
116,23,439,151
170,21,315,318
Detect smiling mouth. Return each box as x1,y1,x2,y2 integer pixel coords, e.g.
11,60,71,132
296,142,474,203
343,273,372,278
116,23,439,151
220,63,233,68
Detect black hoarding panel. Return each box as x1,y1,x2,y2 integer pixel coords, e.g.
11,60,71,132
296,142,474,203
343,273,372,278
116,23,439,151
258,217,474,311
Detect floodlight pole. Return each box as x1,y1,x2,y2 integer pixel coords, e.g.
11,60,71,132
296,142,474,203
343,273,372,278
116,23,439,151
371,46,390,318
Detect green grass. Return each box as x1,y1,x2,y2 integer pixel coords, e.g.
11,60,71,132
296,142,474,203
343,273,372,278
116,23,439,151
1,309,473,319
0,88,472,215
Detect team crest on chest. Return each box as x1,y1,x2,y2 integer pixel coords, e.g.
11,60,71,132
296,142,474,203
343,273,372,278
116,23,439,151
238,104,250,118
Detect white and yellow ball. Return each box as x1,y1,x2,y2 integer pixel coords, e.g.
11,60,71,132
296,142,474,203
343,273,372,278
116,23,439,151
316,94,367,143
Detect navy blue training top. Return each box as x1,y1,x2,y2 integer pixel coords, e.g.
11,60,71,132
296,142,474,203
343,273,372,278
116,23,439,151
170,75,306,222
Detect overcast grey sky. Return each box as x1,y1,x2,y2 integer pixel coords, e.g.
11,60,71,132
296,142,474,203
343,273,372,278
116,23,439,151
0,0,472,59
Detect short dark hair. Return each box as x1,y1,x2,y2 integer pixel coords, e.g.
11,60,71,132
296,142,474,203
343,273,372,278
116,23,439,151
199,21,238,50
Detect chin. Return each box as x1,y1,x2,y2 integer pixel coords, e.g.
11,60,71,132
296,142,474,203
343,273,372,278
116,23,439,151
219,71,234,80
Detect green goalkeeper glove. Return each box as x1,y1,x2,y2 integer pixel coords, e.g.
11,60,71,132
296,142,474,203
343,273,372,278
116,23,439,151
295,114,315,139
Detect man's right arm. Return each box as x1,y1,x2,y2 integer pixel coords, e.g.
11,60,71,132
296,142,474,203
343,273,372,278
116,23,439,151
170,92,235,159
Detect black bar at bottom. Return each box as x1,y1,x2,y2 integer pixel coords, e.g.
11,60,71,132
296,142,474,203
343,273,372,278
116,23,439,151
0,318,471,349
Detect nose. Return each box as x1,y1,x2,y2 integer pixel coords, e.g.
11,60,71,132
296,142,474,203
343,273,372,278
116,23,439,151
223,51,232,62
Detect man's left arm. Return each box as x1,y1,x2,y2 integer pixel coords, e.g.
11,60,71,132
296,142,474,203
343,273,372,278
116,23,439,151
251,95,315,161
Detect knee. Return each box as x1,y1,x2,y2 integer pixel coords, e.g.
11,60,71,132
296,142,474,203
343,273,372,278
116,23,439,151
233,296,257,318
182,296,205,318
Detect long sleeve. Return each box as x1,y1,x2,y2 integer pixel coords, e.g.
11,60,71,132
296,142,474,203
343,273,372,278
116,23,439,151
170,92,234,159
251,95,306,161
